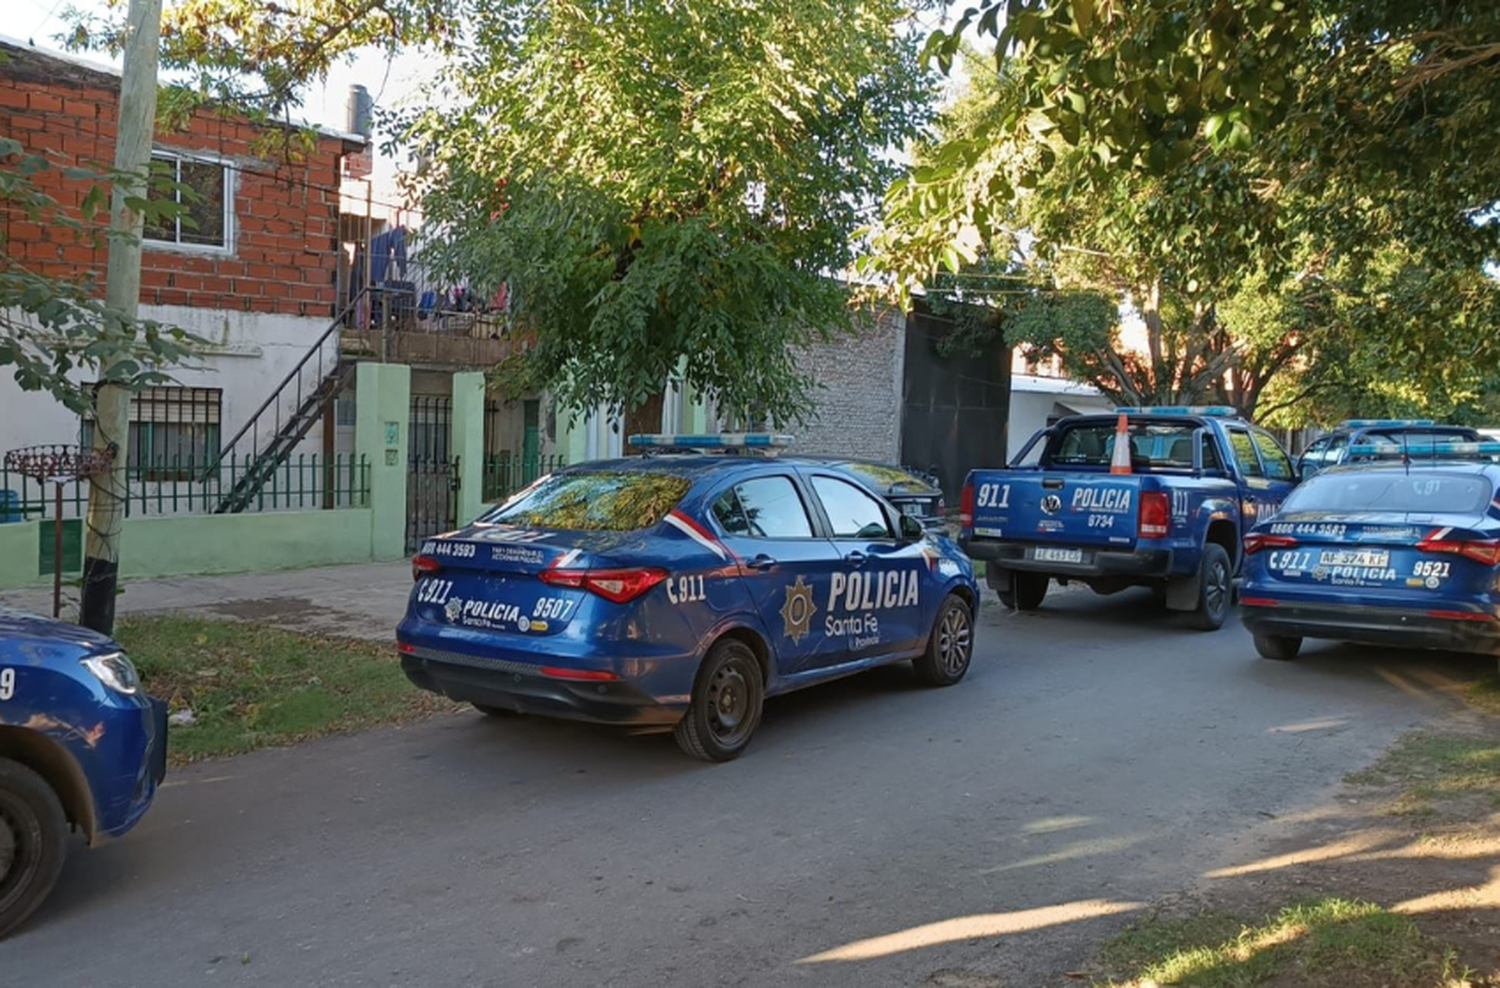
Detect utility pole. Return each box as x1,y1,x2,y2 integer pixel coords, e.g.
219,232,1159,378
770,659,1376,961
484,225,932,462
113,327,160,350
80,0,162,634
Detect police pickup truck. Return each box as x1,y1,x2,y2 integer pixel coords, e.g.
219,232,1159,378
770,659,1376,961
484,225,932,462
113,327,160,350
959,407,1298,630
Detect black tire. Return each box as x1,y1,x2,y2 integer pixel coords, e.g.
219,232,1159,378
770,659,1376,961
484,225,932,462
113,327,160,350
0,758,69,941
1188,543,1233,631
1254,634,1303,661
914,595,974,686
674,638,764,762
998,572,1048,611
473,703,522,718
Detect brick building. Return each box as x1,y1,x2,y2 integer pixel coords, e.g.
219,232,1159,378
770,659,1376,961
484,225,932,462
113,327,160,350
0,35,364,470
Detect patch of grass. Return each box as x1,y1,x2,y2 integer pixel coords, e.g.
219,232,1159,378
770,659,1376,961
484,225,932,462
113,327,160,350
1467,674,1500,716
1346,732,1500,818
117,616,456,764
1098,898,1473,988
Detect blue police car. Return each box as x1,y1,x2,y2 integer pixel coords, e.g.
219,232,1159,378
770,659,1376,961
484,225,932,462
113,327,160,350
0,610,166,938
1296,420,1482,478
397,434,980,761
1241,439,1500,665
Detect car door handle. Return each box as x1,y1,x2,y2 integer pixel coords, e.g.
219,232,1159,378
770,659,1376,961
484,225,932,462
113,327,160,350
844,551,867,566
744,554,777,571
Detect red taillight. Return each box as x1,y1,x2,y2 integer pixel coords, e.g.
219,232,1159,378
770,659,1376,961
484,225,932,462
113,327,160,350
540,666,621,682
1243,533,1299,555
1426,609,1493,622
397,642,416,653
959,483,974,528
1416,531,1500,565
1239,596,1282,607
541,567,667,603
412,554,442,580
1138,491,1169,539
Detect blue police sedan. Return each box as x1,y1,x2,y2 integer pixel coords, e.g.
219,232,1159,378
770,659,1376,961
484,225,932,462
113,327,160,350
1295,419,1483,478
0,610,167,938
397,435,980,761
1240,440,1500,665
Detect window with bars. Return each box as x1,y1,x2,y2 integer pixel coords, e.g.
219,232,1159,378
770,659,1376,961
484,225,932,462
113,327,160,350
81,387,224,480
143,151,232,251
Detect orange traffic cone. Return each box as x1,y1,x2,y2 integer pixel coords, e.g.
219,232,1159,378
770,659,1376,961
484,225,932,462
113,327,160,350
1110,413,1132,474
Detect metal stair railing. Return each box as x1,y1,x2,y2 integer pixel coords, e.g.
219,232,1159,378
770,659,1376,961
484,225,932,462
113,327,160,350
204,288,370,513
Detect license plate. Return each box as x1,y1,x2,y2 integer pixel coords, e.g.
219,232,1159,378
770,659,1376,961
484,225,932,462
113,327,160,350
1034,547,1084,564
1319,548,1390,568
901,503,924,517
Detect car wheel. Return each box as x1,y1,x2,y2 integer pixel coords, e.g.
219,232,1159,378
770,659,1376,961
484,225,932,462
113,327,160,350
473,703,522,718
1253,634,1303,661
674,638,764,762
0,758,68,941
914,595,974,686
1188,543,1233,631
1012,572,1048,611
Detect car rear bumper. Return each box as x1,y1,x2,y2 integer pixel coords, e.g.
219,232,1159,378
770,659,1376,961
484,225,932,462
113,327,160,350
399,645,683,726
963,540,1173,579
1241,599,1500,654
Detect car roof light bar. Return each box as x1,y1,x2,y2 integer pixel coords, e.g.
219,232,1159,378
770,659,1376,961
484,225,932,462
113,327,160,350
1113,405,1239,417
628,433,795,456
1345,440,1500,459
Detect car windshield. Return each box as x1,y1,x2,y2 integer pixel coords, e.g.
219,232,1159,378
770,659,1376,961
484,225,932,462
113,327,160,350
1281,472,1494,515
841,461,935,493
481,471,691,531
1048,422,1198,469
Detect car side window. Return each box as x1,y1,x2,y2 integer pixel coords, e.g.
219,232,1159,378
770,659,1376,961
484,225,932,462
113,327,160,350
1226,429,1264,478
1300,436,1329,467
720,476,814,539
1325,434,1349,464
811,475,893,540
711,488,751,536
1251,431,1295,481
1200,434,1225,473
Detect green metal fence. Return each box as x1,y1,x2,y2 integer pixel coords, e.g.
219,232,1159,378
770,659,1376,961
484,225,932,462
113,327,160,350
0,454,370,520
482,453,566,503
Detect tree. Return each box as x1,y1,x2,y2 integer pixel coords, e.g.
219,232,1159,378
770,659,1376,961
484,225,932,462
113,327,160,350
873,2,1500,423
65,0,462,122
400,0,936,432
888,54,1306,417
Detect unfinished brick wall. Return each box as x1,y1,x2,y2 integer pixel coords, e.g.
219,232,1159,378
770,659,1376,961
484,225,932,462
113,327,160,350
794,306,906,463
0,42,354,320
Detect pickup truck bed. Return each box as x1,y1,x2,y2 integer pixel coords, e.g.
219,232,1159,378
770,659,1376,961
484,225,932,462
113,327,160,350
960,410,1298,629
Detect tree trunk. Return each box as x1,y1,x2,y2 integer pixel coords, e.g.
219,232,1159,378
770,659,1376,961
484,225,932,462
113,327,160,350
1142,279,1165,398
81,0,162,635
622,390,666,451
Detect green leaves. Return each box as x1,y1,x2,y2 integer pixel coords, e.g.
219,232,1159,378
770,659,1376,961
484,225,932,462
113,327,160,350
876,0,1500,424
406,0,936,425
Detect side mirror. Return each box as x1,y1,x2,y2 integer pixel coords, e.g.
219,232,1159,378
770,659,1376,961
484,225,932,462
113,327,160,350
899,514,924,541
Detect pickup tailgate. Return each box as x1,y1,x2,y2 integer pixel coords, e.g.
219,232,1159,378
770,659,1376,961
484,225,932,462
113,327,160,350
968,471,1143,550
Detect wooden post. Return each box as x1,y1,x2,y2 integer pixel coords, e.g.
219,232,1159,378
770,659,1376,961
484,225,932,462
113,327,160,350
80,0,162,634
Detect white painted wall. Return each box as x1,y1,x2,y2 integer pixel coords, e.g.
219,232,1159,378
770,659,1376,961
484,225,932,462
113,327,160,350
0,304,334,459
1008,374,1115,463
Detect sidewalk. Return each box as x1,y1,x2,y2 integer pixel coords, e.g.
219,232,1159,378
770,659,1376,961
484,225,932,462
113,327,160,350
0,561,414,641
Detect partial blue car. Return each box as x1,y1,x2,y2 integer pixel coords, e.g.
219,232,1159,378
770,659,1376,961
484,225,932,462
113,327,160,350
0,610,167,938
397,435,980,761
1241,439,1500,666
1296,419,1483,478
